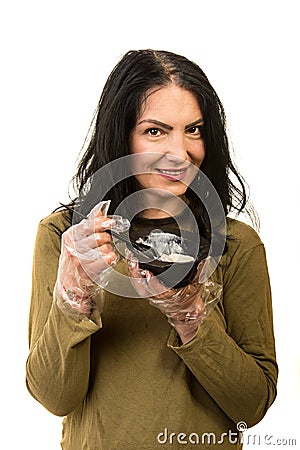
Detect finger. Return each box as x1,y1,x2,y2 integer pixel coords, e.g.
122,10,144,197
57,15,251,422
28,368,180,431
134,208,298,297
127,258,142,279
95,217,116,230
87,201,107,219
94,232,112,246
85,217,116,234
145,273,173,298
97,243,115,256
96,209,103,218
80,251,119,275
126,257,171,298
72,217,115,239
127,260,154,298
74,232,112,252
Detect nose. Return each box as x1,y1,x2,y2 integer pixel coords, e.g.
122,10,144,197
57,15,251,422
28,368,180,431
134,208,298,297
164,153,187,166
165,133,188,163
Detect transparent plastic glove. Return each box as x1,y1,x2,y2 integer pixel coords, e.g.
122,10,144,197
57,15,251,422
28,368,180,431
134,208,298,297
127,254,222,344
54,201,124,319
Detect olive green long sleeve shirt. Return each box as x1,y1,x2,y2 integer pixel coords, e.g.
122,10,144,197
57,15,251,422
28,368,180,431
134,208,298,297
26,212,278,449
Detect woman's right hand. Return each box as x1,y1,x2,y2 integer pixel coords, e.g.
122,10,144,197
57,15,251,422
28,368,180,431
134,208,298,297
54,211,118,317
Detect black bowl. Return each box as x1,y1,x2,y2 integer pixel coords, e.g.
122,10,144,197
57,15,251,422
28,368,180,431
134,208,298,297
130,232,210,289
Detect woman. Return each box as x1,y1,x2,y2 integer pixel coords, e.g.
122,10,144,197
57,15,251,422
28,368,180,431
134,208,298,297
26,50,278,449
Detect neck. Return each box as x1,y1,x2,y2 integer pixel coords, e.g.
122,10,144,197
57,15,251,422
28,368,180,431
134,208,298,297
136,193,188,219
137,208,172,219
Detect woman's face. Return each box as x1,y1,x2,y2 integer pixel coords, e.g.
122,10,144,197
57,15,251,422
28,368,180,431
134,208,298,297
130,84,205,198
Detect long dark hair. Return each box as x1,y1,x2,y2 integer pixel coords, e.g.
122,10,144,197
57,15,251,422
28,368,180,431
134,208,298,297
66,49,257,234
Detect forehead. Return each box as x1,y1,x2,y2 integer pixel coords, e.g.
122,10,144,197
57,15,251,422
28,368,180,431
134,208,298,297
139,84,201,120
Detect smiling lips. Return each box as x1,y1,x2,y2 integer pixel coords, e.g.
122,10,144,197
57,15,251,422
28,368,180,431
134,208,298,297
155,167,188,181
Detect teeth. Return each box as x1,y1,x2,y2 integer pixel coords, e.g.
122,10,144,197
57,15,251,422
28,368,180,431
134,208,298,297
158,169,185,175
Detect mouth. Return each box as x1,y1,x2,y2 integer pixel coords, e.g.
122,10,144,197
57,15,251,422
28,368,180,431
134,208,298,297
155,167,188,181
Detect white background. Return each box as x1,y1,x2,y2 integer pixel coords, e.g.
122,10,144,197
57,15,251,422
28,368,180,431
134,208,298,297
1,1,299,448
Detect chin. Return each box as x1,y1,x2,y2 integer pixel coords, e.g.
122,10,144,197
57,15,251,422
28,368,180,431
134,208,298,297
149,184,188,198
165,186,188,197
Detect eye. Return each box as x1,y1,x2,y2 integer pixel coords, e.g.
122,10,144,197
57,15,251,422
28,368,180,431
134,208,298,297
186,126,202,137
145,128,163,137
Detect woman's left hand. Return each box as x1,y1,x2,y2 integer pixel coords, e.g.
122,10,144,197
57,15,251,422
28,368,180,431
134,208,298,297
127,256,222,344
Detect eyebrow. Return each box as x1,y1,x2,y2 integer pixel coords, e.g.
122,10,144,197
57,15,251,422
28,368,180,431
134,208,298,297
137,118,204,130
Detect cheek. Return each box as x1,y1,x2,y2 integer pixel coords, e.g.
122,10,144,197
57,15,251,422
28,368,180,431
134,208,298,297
132,173,154,190
130,134,148,155
191,143,206,167
129,136,152,175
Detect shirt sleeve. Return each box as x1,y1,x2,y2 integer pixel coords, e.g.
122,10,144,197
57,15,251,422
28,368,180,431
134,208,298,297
26,219,102,416
167,241,278,428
